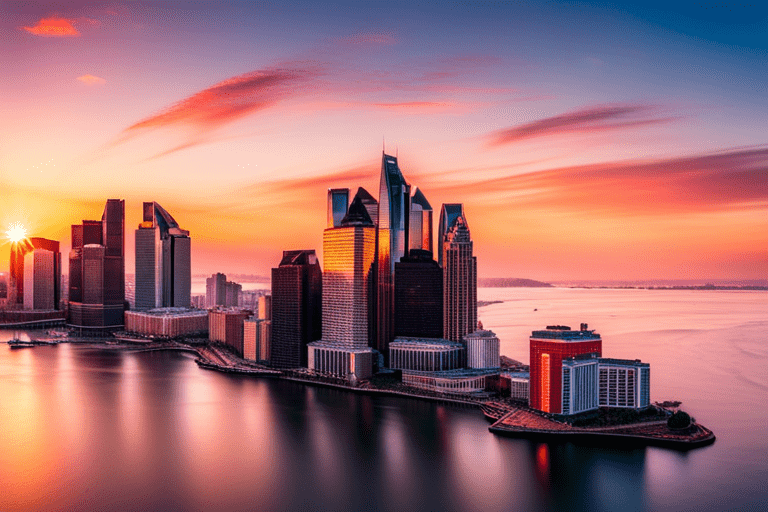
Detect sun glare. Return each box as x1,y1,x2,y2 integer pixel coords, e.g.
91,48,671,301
6,222,27,243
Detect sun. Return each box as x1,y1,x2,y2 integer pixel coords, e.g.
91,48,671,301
6,222,27,243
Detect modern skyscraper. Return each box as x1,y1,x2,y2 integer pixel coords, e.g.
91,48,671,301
135,201,191,310
327,188,349,228
270,250,322,368
308,190,377,379
394,249,443,339
9,237,61,308
68,199,125,331
23,249,55,310
441,205,477,342
376,153,410,362
529,325,603,414
437,203,464,268
409,187,433,253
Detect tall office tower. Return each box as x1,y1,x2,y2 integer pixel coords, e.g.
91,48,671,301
270,250,322,368
409,187,433,253
529,325,602,414
23,249,55,310
68,199,125,330
437,204,464,268
308,191,377,379
205,273,227,307
394,249,443,339
376,153,410,363
441,206,477,342
327,188,349,228
9,237,61,308
135,202,191,310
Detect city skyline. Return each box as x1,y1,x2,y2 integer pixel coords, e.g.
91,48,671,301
2,1,767,281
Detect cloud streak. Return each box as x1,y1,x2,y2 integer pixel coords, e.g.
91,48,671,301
77,74,106,86
424,146,768,216
488,103,677,146
23,17,80,37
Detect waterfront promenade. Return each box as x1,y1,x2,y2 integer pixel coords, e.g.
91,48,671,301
4,334,715,450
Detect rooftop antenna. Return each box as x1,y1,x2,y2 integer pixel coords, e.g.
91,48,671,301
383,136,385,154
396,145,398,158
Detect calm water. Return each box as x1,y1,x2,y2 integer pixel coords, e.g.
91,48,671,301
1,288,766,512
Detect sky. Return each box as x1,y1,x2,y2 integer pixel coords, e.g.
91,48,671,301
1,1,766,282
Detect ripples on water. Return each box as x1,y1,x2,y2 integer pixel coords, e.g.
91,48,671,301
0,288,766,512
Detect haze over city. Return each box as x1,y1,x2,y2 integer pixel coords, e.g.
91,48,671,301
2,1,766,281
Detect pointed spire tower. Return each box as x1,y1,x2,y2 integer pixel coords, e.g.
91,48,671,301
376,152,411,364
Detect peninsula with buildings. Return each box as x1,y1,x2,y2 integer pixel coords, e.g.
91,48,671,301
1,152,714,450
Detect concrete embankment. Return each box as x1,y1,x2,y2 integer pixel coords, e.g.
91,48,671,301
488,407,716,450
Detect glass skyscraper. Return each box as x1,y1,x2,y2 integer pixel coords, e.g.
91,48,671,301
440,205,477,342
68,199,125,331
308,190,377,379
376,153,411,362
135,201,191,310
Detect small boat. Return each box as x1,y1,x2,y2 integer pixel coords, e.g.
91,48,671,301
8,338,35,348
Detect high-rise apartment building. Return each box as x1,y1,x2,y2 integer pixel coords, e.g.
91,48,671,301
68,199,125,331
23,249,55,310
409,187,433,253
441,205,477,342
308,191,377,379
205,273,241,308
394,249,443,339
529,325,603,414
376,153,410,362
135,202,191,310
9,237,61,308
270,250,322,368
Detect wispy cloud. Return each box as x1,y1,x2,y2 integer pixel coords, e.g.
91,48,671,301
113,64,322,154
335,32,397,46
77,74,106,86
22,17,80,37
424,146,768,216
487,103,677,146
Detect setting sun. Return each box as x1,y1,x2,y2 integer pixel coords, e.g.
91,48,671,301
5,222,27,243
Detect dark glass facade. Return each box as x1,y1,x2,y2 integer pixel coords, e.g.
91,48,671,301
394,249,443,339
68,199,125,330
270,250,322,368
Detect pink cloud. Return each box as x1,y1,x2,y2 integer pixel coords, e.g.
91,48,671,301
488,103,678,146
23,17,80,37
116,64,323,154
424,145,768,216
77,74,106,86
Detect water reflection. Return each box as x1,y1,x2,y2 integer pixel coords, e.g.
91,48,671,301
2,287,768,512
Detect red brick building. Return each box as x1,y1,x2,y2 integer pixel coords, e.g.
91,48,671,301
529,324,602,414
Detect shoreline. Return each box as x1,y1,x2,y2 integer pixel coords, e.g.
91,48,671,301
4,336,715,451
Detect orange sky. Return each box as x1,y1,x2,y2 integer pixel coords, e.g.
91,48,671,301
1,2,766,281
